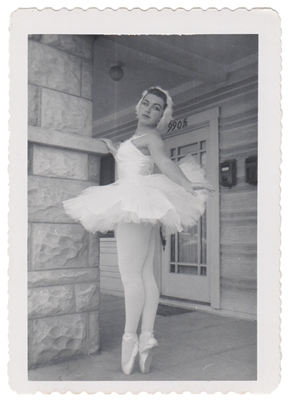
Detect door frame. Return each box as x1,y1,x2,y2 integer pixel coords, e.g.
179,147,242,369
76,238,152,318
154,107,220,309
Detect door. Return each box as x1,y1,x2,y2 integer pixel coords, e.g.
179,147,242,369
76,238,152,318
161,108,220,307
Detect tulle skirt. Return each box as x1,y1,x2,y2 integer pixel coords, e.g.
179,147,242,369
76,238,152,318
63,155,208,234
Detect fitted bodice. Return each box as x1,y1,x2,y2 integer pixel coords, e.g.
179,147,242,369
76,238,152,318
116,136,154,179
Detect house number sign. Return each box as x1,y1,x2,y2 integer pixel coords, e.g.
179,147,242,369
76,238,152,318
167,117,188,133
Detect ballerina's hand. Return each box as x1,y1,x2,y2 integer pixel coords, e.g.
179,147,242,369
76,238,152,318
101,138,117,154
184,181,216,197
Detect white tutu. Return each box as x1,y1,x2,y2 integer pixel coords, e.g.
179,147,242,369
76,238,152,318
63,135,209,233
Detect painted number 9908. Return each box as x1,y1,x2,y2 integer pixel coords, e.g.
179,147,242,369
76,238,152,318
167,117,188,132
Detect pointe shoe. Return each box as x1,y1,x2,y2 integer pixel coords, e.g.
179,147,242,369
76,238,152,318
121,333,139,375
139,332,158,374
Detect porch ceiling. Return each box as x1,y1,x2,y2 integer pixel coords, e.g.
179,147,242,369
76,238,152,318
92,34,258,136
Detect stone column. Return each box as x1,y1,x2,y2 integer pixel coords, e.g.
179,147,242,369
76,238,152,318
28,35,105,368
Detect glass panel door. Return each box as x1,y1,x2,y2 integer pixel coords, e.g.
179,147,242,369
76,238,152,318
169,141,208,279
162,127,211,303
160,108,220,308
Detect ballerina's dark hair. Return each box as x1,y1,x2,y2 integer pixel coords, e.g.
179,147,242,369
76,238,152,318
146,87,168,110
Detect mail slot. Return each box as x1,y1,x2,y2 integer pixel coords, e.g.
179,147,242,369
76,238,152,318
220,159,237,188
245,156,257,185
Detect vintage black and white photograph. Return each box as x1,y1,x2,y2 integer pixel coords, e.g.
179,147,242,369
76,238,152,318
8,8,281,394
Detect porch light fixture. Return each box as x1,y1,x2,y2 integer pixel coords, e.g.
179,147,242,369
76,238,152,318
109,65,124,81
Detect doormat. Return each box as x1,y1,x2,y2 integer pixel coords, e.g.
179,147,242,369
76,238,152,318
156,304,195,317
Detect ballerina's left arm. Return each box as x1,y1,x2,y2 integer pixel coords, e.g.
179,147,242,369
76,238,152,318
146,133,215,197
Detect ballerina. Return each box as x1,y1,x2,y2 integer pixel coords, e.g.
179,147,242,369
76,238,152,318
63,86,215,375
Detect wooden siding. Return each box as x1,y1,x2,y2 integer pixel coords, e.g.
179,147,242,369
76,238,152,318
99,238,124,296
170,71,258,317
97,66,258,319
218,82,257,318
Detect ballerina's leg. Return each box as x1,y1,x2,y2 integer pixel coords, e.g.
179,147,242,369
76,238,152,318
116,222,153,334
140,225,159,333
137,225,160,373
116,222,153,374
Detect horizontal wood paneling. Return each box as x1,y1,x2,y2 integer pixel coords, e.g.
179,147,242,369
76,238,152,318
99,245,117,254
220,125,257,149
219,103,258,126
220,115,257,133
219,90,258,119
100,238,117,249
221,243,257,261
221,226,257,243
221,192,257,212
220,141,257,161
220,183,257,195
100,270,120,279
99,238,123,294
100,265,120,274
99,253,118,267
221,259,257,280
221,210,257,227
221,277,257,292
219,80,258,318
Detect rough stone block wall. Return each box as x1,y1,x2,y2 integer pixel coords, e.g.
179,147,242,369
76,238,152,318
28,34,101,368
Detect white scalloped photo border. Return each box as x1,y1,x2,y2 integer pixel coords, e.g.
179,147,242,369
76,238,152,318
7,6,281,395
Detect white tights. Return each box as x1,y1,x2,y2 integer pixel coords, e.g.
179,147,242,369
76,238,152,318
116,222,159,335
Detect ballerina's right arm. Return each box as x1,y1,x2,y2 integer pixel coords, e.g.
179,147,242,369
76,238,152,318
146,133,215,196
101,138,120,157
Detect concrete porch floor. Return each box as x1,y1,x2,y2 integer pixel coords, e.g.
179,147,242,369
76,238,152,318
28,293,257,381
